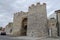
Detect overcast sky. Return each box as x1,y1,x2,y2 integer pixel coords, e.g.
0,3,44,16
0,0,60,27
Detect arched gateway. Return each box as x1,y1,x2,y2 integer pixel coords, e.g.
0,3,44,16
21,18,27,36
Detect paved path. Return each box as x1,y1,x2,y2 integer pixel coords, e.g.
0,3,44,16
0,35,59,40
0,35,20,40
13,36,60,40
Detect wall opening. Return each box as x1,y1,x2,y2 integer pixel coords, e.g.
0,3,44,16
21,18,27,36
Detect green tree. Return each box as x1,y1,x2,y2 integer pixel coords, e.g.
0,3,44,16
0,27,2,30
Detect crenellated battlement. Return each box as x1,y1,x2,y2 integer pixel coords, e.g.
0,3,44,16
36,2,40,6
43,3,46,5
28,2,46,12
29,2,46,8
29,4,36,9
14,2,46,17
14,11,28,18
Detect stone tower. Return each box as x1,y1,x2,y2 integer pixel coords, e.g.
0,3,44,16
55,10,60,36
27,3,48,37
12,2,48,37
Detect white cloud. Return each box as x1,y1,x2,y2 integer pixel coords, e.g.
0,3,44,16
0,0,60,27
0,15,4,17
16,0,26,4
48,10,54,17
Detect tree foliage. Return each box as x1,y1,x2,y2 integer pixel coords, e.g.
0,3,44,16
0,27,2,30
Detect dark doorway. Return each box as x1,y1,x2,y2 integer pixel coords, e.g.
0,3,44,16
21,18,27,36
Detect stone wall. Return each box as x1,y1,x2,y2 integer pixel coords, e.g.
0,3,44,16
12,2,48,37
5,22,13,35
48,18,57,37
12,11,28,36
27,3,48,37
55,10,60,36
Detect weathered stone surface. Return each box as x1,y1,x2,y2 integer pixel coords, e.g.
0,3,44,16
12,11,28,36
11,2,48,37
55,10,60,36
5,22,13,35
27,3,48,37
48,18,57,37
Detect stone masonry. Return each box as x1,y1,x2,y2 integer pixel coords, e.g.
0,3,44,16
48,18,57,37
5,22,13,35
12,11,28,36
55,10,60,36
11,2,48,37
27,3,48,37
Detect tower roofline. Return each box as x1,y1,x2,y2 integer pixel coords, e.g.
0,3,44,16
37,2,40,5
28,2,46,10
43,3,46,5
55,10,60,13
